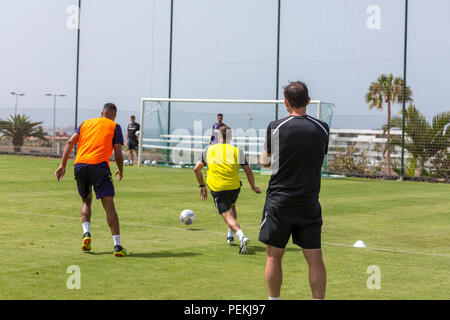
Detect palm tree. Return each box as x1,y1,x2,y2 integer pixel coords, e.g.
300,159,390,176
0,114,48,152
387,105,450,176
366,74,412,175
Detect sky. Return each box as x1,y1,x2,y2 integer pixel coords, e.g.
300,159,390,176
1,0,449,132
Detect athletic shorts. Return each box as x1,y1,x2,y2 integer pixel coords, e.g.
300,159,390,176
74,162,115,200
128,141,138,150
210,188,241,215
258,199,323,249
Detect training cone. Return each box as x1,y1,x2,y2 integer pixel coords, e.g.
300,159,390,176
353,240,367,248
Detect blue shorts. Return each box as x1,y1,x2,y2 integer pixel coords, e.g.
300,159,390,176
74,162,115,200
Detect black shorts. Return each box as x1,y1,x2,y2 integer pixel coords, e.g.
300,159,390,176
128,141,138,150
210,188,241,214
258,199,323,249
74,162,115,200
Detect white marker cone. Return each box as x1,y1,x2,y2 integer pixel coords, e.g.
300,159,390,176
353,240,367,248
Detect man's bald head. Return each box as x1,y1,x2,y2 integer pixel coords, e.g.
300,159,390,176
102,103,117,120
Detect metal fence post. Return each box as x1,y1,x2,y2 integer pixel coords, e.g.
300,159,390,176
401,0,409,180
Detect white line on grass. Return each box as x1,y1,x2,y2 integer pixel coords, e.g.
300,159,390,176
12,211,450,259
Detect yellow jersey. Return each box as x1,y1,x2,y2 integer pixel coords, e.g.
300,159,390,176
201,143,247,192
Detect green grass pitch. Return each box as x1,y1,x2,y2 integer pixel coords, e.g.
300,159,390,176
0,155,449,300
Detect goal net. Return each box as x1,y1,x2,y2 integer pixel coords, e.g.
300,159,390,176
137,98,334,173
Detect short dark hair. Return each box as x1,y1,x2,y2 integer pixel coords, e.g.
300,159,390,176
103,103,117,113
217,113,223,117
218,125,231,141
283,81,309,108
130,115,136,119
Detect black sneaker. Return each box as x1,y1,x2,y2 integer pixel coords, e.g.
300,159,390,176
114,245,130,257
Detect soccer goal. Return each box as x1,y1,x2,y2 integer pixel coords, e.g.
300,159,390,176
137,98,334,173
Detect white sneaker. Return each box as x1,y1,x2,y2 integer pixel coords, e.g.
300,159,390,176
239,237,249,254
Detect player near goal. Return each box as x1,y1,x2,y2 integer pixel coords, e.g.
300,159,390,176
194,125,261,254
126,115,140,165
55,103,129,257
210,113,227,145
259,81,329,300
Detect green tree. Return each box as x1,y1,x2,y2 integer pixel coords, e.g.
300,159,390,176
366,74,412,176
387,105,450,176
0,114,48,153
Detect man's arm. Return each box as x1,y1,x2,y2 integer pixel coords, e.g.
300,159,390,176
113,144,124,181
260,123,272,168
242,164,261,194
260,150,271,169
193,160,207,200
55,133,79,181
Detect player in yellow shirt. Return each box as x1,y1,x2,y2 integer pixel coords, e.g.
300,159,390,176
194,126,261,254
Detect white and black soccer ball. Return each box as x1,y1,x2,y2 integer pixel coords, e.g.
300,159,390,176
124,160,130,166
144,160,151,167
179,209,195,225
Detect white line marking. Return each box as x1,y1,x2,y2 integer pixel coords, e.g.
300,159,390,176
272,117,294,135
260,212,267,229
306,116,329,136
11,211,450,258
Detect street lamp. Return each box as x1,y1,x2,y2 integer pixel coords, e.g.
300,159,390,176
45,93,67,154
10,92,25,116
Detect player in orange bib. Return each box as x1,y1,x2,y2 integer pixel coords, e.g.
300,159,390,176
55,103,129,257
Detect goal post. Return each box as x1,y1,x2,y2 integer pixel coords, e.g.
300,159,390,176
138,98,334,173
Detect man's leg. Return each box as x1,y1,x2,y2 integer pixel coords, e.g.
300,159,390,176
302,249,326,299
265,245,285,299
100,196,129,256
81,193,92,224
100,196,120,236
231,204,237,219
221,208,241,234
129,148,134,164
134,149,138,164
80,194,93,251
221,208,249,254
227,204,237,243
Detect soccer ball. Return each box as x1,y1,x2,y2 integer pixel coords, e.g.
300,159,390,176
124,160,130,166
135,131,140,139
144,160,151,167
179,209,195,225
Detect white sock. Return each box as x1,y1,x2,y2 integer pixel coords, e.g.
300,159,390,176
236,229,245,242
227,228,234,238
82,222,90,234
113,235,121,246
268,297,280,300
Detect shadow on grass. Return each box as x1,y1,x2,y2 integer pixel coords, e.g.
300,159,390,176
246,245,302,255
85,251,202,259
